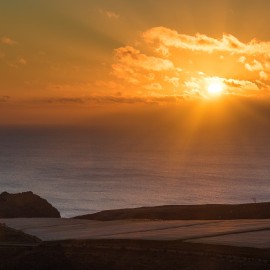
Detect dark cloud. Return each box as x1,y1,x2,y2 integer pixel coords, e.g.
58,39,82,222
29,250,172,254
0,96,10,102
41,95,184,105
45,97,85,104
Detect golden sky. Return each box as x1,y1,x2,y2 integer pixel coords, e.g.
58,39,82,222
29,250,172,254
1,0,270,125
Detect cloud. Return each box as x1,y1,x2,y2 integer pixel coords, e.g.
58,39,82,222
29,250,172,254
111,46,174,89
144,83,163,90
114,46,174,71
5,57,27,69
259,71,268,80
183,74,262,98
141,27,270,84
164,76,180,87
238,57,269,80
245,60,263,72
142,27,270,57
45,97,86,104
223,78,260,93
99,9,120,20
95,80,124,90
1,36,16,45
18,58,27,65
40,95,184,105
0,96,11,102
105,26,270,99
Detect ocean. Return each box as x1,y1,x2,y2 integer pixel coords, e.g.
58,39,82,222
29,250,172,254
0,125,270,217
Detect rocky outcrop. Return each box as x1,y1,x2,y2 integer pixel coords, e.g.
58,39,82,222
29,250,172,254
0,191,60,218
74,203,270,221
0,223,40,243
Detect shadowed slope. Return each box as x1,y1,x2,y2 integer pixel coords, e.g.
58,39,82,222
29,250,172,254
74,203,270,221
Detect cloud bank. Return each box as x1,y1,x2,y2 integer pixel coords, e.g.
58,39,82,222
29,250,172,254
41,95,184,105
0,96,11,102
99,9,120,20
142,27,270,58
1,37,16,45
105,26,270,100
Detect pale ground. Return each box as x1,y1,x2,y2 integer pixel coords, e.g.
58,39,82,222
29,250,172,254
187,230,270,249
1,218,270,248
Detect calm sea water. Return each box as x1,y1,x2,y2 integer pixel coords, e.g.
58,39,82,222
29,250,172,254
0,126,270,217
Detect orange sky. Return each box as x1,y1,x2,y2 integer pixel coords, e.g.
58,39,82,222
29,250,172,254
1,0,270,125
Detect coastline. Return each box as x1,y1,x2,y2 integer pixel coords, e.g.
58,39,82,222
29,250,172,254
2,193,270,269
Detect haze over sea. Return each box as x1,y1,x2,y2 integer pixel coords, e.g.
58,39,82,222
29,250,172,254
1,123,270,218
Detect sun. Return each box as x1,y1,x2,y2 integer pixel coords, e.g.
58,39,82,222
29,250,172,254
207,80,224,96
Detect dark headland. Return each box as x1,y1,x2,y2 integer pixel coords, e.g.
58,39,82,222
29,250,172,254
0,191,60,218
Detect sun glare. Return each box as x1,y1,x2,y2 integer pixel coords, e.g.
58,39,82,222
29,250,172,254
207,80,224,96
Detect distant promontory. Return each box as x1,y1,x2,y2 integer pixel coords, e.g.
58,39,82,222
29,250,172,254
0,191,60,218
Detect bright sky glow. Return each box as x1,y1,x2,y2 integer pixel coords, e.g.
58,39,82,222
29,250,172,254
207,80,224,96
1,0,270,124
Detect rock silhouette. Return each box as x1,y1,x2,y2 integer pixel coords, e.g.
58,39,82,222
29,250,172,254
0,191,60,218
